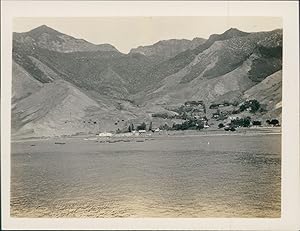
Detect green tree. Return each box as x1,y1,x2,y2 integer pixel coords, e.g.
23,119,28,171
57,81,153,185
231,117,251,127
149,121,153,131
270,119,280,126
218,123,225,129
182,112,188,120
137,122,146,130
252,121,262,126
250,100,260,113
240,100,260,113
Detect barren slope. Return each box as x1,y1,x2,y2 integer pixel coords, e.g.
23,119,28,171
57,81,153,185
243,70,282,120
135,29,282,109
130,38,206,60
13,25,119,53
11,26,283,137
11,61,43,104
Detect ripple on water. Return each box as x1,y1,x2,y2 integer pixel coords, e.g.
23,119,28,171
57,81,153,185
11,135,281,218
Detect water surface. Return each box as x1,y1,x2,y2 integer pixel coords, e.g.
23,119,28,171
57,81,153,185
11,134,281,217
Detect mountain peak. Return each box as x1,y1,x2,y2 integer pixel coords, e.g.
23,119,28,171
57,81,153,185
227,27,241,32
26,24,63,38
129,38,206,59
208,27,249,41
14,25,121,53
35,24,52,30
29,24,61,34
96,43,119,52
223,27,249,37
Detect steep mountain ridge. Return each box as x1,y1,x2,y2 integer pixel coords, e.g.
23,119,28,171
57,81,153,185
12,25,283,138
12,79,99,137
181,29,282,83
11,78,143,138
13,25,120,53
135,29,282,107
130,37,206,60
243,70,282,120
138,28,250,86
13,38,158,96
12,61,43,104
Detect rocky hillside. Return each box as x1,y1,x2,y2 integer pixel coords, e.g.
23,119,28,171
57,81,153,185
130,37,206,61
13,25,119,53
11,64,144,138
135,29,282,106
243,70,282,120
13,37,158,95
139,28,250,85
11,25,282,138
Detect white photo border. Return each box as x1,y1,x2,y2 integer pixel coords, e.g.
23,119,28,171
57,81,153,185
1,1,299,230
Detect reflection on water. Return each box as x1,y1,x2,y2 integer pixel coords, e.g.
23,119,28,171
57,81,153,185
11,134,281,217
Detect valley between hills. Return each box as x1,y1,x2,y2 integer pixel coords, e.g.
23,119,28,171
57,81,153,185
11,25,282,138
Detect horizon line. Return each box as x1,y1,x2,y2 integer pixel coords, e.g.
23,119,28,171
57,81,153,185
13,23,283,54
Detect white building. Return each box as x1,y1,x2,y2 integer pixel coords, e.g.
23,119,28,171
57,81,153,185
98,132,113,137
132,131,140,136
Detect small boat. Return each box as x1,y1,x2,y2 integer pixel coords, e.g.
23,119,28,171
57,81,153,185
55,142,66,145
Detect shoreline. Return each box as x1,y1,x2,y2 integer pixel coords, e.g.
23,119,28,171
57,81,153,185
11,127,281,143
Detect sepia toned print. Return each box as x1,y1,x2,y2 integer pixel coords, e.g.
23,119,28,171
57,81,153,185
11,17,282,218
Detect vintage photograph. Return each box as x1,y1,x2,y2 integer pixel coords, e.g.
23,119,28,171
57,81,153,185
10,16,282,218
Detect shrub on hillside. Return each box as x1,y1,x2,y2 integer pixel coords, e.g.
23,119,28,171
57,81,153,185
239,100,261,113
218,123,225,129
137,122,146,130
266,119,279,126
231,117,251,127
252,121,262,126
172,119,204,131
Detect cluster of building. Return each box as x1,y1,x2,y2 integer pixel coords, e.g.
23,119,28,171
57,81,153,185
98,128,161,138
183,100,206,119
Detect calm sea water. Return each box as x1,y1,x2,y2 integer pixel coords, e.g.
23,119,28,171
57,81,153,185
11,134,281,217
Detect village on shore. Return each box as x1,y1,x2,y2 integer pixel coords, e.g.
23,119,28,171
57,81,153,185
13,99,281,143
95,99,281,139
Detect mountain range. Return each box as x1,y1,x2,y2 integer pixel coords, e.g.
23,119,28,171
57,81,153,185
12,25,282,138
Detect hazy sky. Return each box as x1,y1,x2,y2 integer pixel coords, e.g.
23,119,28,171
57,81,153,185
13,17,282,53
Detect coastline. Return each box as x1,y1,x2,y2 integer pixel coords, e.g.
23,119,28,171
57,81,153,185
11,127,281,143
